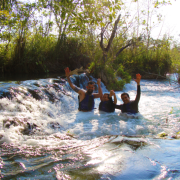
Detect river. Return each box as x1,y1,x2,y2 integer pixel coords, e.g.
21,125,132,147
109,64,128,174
0,74,180,180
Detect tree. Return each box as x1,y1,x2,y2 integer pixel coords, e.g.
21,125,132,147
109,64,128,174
0,0,18,45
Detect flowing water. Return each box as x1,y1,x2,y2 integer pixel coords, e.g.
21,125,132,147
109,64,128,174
0,74,180,180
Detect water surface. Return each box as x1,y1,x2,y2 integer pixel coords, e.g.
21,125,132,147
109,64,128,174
0,74,180,179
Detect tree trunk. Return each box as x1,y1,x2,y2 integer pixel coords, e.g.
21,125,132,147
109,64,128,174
100,14,121,64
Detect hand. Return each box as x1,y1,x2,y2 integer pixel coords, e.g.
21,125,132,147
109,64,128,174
134,73,141,85
110,90,115,96
97,78,101,86
64,67,71,77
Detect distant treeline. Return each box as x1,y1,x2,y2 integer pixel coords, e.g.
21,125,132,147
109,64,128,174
0,0,180,89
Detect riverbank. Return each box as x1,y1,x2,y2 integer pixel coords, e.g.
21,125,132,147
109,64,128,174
0,72,65,82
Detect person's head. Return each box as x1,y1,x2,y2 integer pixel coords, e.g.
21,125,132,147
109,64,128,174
86,81,95,95
102,93,109,101
121,92,130,104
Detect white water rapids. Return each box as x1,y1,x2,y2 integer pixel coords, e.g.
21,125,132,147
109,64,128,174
0,74,180,180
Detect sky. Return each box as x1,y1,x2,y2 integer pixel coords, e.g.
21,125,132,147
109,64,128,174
149,0,179,41
21,0,180,42
153,0,180,41
122,0,180,42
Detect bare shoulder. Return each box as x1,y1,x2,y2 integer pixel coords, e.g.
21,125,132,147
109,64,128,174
79,89,86,95
93,93,101,98
78,89,86,102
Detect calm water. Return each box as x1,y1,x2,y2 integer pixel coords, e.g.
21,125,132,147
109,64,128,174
0,74,180,180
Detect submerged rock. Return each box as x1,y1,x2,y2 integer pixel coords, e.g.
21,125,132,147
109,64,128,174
158,132,168,138
3,118,40,135
22,122,40,135
48,122,64,130
171,131,180,139
27,88,42,100
109,135,148,150
3,119,19,128
53,132,76,140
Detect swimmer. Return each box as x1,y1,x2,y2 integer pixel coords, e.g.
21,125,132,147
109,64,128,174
115,73,141,114
99,90,117,112
65,67,102,112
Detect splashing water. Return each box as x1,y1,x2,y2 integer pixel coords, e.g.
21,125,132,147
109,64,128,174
0,74,180,179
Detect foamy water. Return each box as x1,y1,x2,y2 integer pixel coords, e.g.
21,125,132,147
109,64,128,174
0,75,180,179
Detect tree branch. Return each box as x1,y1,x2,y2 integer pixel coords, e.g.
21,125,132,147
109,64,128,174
105,14,121,52
100,22,110,51
100,27,105,51
116,40,132,57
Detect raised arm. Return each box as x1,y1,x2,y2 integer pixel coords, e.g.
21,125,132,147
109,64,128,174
93,78,103,99
65,67,82,94
133,73,141,103
134,73,141,86
109,90,117,104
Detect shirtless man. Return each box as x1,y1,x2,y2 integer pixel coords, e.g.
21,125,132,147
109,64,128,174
115,74,141,114
65,67,102,111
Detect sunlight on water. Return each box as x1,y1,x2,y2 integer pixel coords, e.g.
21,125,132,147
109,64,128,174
0,75,180,179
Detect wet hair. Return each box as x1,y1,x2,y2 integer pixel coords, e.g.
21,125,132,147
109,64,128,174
87,81,95,85
104,93,110,99
121,92,130,98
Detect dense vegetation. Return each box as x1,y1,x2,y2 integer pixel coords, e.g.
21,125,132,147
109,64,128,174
0,0,180,89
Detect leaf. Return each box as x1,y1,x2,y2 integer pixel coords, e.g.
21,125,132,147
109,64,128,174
100,22,105,27
109,14,112,22
154,1,159,8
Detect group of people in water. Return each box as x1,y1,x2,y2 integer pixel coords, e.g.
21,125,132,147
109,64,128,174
64,67,141,114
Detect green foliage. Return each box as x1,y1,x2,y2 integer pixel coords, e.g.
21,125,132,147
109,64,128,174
0,0,176,86
0,43,13,67
108,79,126,91
170,43,180,74
7,33,91,74
116,65,131,83
113,37,172,78
93,64,130,90
21,33,56,73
